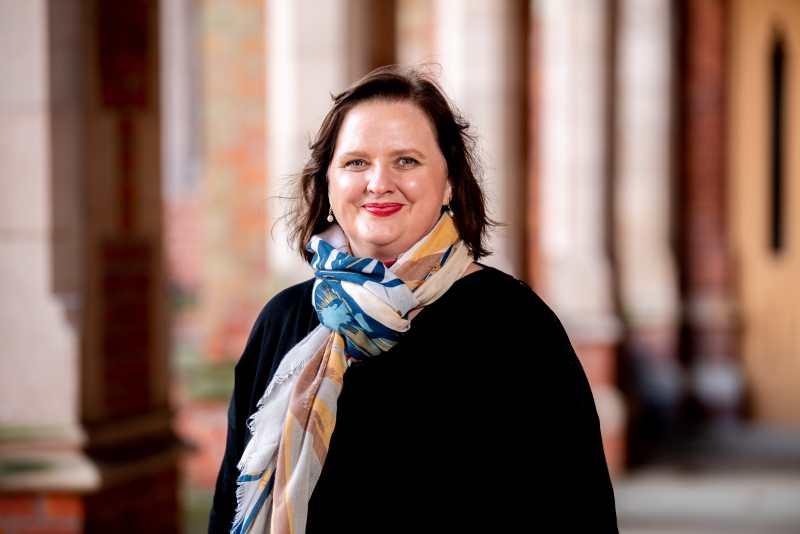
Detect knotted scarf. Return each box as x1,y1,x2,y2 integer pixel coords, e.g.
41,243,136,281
231,211,474,534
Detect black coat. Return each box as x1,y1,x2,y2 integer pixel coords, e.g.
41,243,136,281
209,263,619,533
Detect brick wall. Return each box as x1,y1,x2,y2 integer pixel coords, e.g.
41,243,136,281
0,494,83,534
166,0,269,503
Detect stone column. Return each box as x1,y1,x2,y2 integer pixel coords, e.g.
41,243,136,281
679,0,743,424
535,0,627,474
432,0,527,279
615,0,684,462
347,0,397,79
396,0,436,66
0,1,95,531
80,0,181,530
264,0,396,288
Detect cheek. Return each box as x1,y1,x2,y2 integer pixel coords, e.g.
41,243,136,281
402,173,445,205
329,174,363,205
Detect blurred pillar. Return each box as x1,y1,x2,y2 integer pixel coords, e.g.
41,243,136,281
396,0,436,65
614,0,684,460
80,0,181,530
264,0,396,287
0,1,97,532
535,0,626,474
348,0,397,78
679,0,742,424
432,0,528,279
264,0,348,287
1,0,181,531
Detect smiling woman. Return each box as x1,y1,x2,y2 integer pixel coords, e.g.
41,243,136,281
208,65,619,534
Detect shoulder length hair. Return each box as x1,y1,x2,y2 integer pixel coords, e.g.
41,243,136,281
281,63,501,264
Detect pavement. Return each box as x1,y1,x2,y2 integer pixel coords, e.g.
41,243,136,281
615,467,800,533
613,423,800,533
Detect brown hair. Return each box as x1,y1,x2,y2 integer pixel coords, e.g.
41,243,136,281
279,63,501,264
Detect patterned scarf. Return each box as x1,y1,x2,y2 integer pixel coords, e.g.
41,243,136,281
231,211,473,533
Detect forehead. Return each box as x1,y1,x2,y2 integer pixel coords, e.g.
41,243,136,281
333,100,438,152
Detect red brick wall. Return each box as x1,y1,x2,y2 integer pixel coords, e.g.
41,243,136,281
0,494,83,534
166,0,269,501
198,0,270,365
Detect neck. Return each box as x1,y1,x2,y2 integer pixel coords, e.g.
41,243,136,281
345,242,399,265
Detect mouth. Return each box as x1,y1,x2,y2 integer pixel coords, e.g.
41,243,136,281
362,203,403,217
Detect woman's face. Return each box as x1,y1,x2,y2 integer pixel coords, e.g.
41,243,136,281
326,99,452,262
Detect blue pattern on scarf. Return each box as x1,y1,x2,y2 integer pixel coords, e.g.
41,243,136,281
306,237,412,361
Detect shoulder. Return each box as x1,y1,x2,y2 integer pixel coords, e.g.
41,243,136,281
456,263,575,352
464,266,598,408
240,277,316,360
234,277,318,379
463,263,558,319
259,277,316,320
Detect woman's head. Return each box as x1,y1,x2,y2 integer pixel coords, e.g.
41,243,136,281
325,99,451,261
285,64,497,264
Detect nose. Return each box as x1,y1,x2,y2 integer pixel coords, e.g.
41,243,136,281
366,161,396,194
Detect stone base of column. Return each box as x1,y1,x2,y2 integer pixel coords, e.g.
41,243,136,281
83,465,181,532
683,294,744,428
0,423,97,533
81,410,185,532
0,417,184,533
687,358,744,424
573,342,627,477
618,326,685,467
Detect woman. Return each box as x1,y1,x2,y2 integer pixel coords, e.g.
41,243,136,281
209,65,619,533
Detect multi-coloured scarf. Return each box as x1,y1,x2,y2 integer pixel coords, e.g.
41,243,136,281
231,211,473,533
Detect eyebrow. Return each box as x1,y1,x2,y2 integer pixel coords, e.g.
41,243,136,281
337,148,426,160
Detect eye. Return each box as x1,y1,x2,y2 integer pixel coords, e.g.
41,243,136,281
344,159,367,169
398,156,419,167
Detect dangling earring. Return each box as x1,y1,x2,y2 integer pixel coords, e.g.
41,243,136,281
327,205,335,223
445,202,454,217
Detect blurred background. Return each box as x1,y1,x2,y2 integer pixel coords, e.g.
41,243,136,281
2,0,800,532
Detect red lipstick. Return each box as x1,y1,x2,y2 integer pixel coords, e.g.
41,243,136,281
363,203,403,217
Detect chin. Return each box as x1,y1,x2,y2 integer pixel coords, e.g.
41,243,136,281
356,226,400,244
351,236,402,258
361,236,401,251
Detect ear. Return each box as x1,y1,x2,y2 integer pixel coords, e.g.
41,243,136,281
443,179,453,205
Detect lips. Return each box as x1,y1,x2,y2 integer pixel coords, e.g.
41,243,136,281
363,203,403,217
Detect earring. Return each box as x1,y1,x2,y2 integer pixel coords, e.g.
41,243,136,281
445,202,454,217
327,206,335,223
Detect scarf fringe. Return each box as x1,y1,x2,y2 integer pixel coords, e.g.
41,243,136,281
239,326,331,472
231,472,249,533
232,477,274,534
231,328,329,533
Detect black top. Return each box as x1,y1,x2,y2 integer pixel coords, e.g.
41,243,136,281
208,264,619,533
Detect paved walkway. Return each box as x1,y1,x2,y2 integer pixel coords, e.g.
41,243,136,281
614,467,800,533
